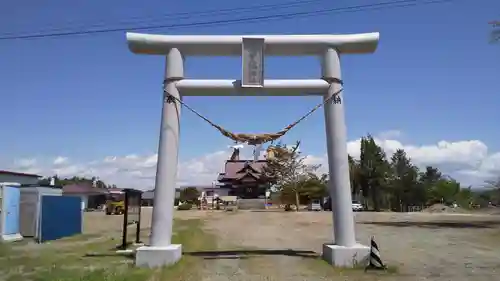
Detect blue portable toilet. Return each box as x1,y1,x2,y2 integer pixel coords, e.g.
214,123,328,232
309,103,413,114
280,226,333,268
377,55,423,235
0,183,23,242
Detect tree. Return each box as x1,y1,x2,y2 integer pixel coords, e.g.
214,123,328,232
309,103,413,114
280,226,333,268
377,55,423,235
179,187,200,204
483,177,500,205
428,178,460,205
419,166,442,186
455,186,474,208
318,133,500,212
387,149,421,211
348,155,362,200
38,175,113,188
358,135,390,211
264,141,320,211
418,166,442,205
297,173,328,203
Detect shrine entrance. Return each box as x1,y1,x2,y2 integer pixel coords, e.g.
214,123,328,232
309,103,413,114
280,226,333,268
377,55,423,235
125,32,380,269
229,184,267,199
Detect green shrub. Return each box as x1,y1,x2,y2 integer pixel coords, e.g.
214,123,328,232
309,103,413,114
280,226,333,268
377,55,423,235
177,203,193,211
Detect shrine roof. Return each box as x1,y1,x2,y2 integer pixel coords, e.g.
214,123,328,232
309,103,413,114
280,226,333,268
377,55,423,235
218,160,267,181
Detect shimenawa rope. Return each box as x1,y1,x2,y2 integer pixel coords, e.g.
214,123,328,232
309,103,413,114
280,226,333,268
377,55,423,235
163,79,343,146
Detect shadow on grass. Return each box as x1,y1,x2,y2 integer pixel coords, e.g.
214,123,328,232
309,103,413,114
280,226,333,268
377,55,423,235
83,251,135,259
84,248,319,262
360,220,500,229
185,249,319,260
81,241,143,260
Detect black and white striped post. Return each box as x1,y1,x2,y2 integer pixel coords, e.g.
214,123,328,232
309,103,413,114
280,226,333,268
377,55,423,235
365,236,386,271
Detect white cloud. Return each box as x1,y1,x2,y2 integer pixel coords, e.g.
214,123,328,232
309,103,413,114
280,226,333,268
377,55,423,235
14,158,37,169
53,156,69,166
376,130,402,140
4,132,500,189
12,158,41,175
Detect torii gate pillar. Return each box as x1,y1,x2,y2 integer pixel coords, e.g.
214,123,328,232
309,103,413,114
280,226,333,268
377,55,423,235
126,32,380,269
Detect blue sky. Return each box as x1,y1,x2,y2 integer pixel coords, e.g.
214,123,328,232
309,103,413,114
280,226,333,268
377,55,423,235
0,0,499,187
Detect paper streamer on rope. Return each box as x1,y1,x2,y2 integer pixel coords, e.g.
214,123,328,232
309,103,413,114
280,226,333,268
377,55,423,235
365,236,386,271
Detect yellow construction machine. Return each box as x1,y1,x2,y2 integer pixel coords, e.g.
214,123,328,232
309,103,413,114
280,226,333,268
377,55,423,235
105,193,125,215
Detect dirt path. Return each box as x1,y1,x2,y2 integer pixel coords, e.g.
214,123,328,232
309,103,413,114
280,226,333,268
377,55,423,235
184,210,500,281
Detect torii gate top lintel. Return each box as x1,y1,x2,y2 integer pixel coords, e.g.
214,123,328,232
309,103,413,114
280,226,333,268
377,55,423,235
126,32,380,56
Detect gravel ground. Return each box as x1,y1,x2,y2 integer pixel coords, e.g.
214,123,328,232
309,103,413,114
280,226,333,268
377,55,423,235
179,210,500,281
83,208,500,281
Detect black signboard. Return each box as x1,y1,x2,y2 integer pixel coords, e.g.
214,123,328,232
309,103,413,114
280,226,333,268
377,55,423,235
120,189,142,249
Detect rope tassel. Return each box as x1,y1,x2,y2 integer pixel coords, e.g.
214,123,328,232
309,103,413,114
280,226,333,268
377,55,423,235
365,236,387,271
163,79,343,145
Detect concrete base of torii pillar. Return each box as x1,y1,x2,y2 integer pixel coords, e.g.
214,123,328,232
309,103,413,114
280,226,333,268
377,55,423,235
322,244,370,267
135,245,182,268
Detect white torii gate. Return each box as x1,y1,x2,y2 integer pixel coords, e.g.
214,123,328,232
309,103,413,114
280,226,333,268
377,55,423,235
126,32,379,268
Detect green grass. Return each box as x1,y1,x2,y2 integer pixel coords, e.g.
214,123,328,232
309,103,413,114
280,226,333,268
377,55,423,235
0,219,216,281
156,219,217,280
